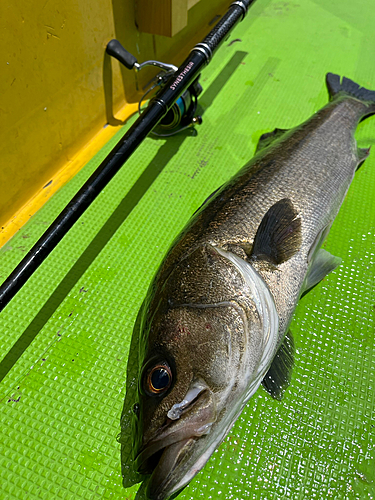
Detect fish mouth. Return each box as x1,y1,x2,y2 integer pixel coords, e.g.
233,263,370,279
143,437,196,500
136,384,216,500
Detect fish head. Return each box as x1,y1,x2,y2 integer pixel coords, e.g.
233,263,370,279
134,245,278,499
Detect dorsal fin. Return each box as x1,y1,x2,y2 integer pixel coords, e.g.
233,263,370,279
255,128,289,153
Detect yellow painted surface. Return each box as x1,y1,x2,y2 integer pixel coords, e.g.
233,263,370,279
0,0,229,247
0,102,139,247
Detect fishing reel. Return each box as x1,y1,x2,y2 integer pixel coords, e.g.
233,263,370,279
106,39,203,136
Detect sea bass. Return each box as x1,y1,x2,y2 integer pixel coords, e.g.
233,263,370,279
132,74,374,499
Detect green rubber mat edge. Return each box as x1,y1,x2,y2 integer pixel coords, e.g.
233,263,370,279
1,0,374,498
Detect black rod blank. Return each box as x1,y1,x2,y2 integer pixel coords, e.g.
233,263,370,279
0,0,254,312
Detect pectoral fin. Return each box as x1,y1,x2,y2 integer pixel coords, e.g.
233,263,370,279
302,248,341,297
251,198,301,265
262,329,294,400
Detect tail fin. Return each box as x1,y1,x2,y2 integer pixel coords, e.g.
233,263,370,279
326,73,375,108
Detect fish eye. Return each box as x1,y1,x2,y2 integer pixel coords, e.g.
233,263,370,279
145,363,172,395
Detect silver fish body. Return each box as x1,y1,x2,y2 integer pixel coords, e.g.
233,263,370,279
132,74,375,500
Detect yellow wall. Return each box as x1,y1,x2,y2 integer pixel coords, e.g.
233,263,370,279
0,0,229,246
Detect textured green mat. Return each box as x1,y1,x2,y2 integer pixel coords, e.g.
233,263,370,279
1,0,375,498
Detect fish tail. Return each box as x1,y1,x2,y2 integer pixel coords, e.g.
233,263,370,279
326,73,375,116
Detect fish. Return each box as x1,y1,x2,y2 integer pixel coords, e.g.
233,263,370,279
131,73,374,500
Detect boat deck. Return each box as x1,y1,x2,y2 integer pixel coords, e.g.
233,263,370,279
1,0,374,498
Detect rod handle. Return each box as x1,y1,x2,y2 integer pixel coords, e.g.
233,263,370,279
106,39,137,70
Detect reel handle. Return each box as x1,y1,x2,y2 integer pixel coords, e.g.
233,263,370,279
106,39,137,70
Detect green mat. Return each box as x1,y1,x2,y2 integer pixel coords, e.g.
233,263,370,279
1,0,374,498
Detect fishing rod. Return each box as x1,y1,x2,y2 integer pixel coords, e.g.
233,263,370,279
0,0,254,312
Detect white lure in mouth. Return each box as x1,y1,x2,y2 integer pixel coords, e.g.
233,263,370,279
167,380,208,420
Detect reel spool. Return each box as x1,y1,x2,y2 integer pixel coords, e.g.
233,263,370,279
106,39,203,136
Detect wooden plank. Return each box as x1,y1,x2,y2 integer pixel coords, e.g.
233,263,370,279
188,0,201,9
136,0,188,37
